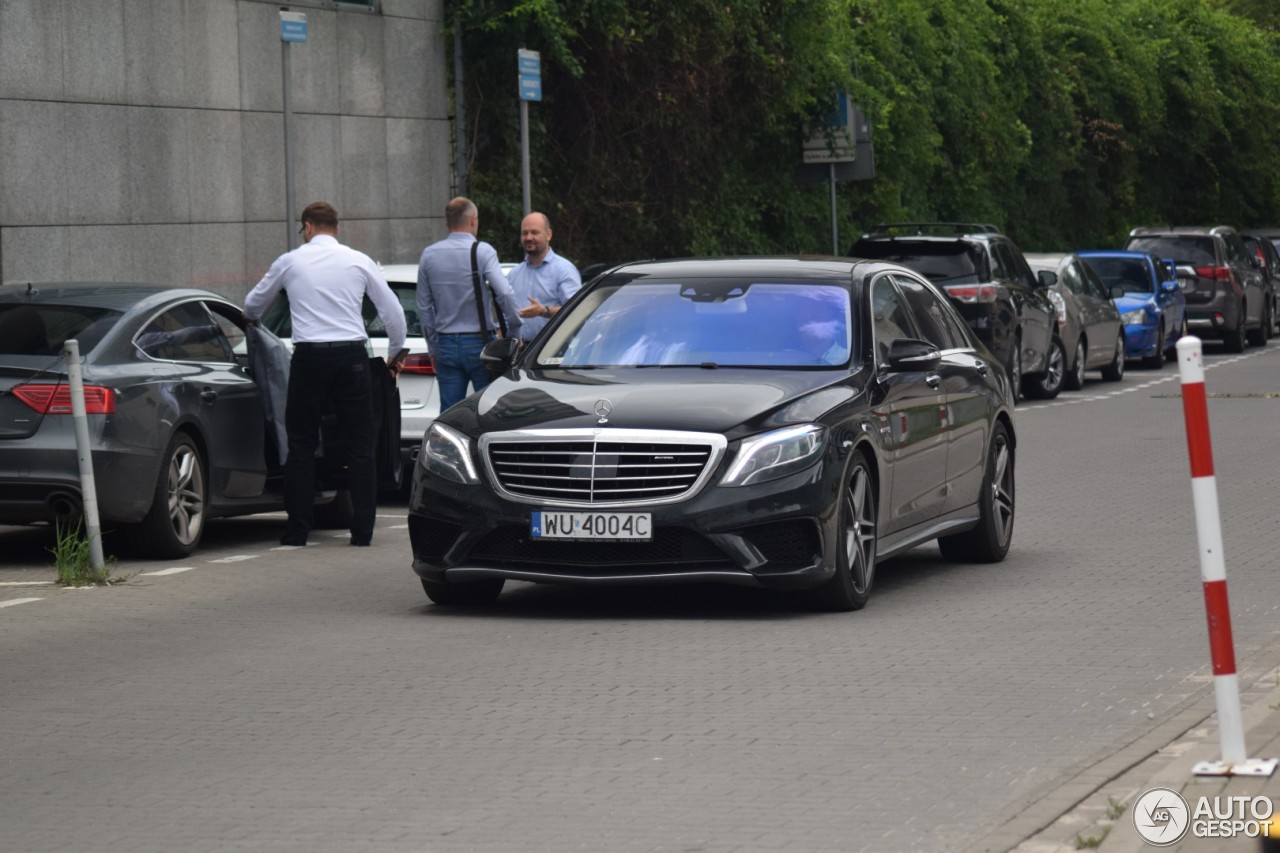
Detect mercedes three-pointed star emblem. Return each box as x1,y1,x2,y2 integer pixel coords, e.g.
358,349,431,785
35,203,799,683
594,398,613,424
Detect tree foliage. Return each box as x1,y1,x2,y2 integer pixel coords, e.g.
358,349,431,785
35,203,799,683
453,0,1280,264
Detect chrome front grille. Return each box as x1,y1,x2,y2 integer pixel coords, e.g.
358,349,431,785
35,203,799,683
480,429,726,507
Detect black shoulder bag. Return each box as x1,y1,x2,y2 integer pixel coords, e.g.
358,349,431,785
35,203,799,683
470,242,520,374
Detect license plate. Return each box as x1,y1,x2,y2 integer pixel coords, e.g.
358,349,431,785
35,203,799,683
530,511,652,541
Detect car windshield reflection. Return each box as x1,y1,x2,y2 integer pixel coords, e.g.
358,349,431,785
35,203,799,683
535,280,856,369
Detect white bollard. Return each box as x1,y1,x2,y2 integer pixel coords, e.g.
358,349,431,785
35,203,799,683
63,339,105,571
1176,336,1276,777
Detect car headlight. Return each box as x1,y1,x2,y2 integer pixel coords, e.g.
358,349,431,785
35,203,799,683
421,422,480,484
1046,289,1067,328
1120,308,1148,325
720,424,826,487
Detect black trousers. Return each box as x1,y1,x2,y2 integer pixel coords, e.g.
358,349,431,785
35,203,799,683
283,343,375,542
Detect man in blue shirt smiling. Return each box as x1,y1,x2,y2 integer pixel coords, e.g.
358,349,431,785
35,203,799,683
507,211,582,344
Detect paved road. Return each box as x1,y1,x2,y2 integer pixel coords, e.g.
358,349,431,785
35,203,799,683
3,342,1280,853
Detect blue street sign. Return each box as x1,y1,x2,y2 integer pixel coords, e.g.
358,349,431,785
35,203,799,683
518,48,542,102
280,11,308,43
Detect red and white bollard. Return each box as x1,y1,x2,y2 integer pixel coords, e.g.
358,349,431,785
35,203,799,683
1176,336,1277,776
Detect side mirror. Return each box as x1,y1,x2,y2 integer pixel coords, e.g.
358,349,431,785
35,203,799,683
480,337,522,376
884,338,942,371
1109,284,1126,299
1036,269,1058,288
1161,279,1179,293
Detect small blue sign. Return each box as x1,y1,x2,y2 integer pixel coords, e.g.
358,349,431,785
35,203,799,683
280,11,308,43
518,48,542,102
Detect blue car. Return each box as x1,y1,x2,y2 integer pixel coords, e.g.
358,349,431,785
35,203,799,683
1077,250,1188,367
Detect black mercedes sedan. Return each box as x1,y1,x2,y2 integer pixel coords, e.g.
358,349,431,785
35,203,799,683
407,257,1016,611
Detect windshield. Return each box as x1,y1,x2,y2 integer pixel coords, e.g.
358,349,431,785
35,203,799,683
535,279,855,369
0,303,121,356
1081,257,1153,293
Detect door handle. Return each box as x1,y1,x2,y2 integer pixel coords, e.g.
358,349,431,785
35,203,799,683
200,388,218,403
974,360,988,376
925,374,941,388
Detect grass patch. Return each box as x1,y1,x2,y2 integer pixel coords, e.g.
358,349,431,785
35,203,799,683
1106,796,1127,820
1074,826,1111,849
49,522,123,586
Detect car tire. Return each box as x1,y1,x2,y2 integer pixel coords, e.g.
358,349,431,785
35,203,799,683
1100,333,1126,381
1247,302,1269,346
811,452,877,612
421,577,504,606
125,431,206,559
1166,316,1187,362
1063,338,1086,391
313,490,354,529
1022,337,1065,399
1142,327,1165,369
1005,337,1022,403
938,420,1014,564
1223,306,1246,352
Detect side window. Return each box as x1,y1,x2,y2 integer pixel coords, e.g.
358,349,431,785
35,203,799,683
987,242,1009,280
205,301,247,355
1059,262,1085,295
893,274,964,350
870,275,915,361
1224,235,1246,265
1079,262,1110,299
136,302,234,362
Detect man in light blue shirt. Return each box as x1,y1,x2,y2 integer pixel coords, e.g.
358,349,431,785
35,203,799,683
417,197,523,411
507,212,582,343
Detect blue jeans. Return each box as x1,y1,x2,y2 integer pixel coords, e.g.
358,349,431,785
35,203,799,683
434,332,495,411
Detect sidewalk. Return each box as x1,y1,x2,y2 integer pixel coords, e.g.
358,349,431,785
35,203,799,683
1006,657,1280,853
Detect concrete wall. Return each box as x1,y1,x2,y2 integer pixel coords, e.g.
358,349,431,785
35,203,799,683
0,0,451,300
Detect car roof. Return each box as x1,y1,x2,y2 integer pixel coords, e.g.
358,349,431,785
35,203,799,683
1023,252,1069,269
605,256,869,281
0,282,223,311
1128,226,1235,237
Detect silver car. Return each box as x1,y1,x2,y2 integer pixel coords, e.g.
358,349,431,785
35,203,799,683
1022,253,1126,398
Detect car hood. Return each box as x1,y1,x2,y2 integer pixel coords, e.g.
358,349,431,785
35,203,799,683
1113,294,1156,313
448,368,861,435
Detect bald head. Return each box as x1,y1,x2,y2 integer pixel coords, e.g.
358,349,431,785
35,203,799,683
445,197,478,233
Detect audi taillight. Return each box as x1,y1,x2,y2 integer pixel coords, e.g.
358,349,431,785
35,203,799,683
11,384,116,414
400,353,435,375
1193,265,1232,282
942,283,999,303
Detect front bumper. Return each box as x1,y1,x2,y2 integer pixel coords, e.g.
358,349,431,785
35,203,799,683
1124,323,1160,358
408,459,841,590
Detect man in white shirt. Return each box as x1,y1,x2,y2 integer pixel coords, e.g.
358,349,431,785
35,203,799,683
507,212,582,343
244,201,407,548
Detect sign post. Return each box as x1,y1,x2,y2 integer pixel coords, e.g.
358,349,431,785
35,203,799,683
518,48,542,216
803,91,858,255
280,10,308,250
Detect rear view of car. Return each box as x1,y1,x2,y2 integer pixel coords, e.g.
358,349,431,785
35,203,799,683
1123,227,1268,352
850,223,1055,399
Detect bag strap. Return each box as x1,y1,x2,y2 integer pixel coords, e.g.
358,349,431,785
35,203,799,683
469,241,509,337
469,241,489,336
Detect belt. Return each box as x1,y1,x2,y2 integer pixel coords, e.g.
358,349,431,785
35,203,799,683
438,331,493,337
295,340,365,349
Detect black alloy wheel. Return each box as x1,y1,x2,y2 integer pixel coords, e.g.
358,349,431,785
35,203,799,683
812,452,877,612
1006,338,1022,402
1142,327,1165,369
1247,302,1269,346
1223,305,1246,352
1166,315,1188,361
938,420,1014,563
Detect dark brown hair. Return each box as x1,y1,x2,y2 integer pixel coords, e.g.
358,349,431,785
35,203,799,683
300,201,339,230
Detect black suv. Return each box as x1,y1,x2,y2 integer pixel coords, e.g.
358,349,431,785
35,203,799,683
1241,231,1280,338
849,223,1055,397
1124,226,1269,352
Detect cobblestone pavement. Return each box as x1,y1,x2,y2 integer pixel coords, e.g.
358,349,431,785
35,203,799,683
2,342,1279,853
